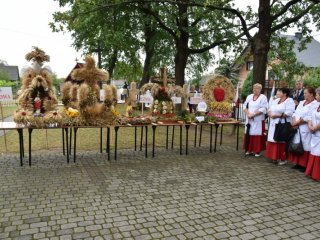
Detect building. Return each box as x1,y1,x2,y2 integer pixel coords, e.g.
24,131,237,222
0,64,20,81
235,32,320,90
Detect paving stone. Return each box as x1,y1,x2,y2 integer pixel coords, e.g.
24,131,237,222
1,146,320,239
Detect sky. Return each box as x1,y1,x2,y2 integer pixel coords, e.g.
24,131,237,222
0,0,319,79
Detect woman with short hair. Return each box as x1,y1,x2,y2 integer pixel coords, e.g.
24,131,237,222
265,88,295,165
305,87,320,180
289,87,318,172
243,83,268,157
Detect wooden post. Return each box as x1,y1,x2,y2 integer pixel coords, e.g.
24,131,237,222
128,82,139,107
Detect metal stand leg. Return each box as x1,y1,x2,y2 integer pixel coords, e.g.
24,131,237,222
236,123,240,151
220,125,223,145
69,128,72,155
114,126,119,160
210,124,213,153
185,125,190,155
140,126,143,151
199,125,203,147
17,129,23,166
65,128,70,163
100,127,103,153
107,127,110,160
28,128,33,166
180,125,182,155
214,124,219,152
171,126,175,149
134,126,137,151
152,125,156,158
74,128,78,163
22,129,24,158
62,128,65,155
145,126,148,158
166,126,169,149
194,125,197,148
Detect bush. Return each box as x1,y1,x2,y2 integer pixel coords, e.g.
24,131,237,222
303,67,320,89
240,71,253,100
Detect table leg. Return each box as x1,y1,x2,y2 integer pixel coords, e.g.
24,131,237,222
64,128,70,163
140,126,143,151
21,129,24,158
73,127,78,163
100,127,103,153
166,126,169,149
69,128,72,155
180,125,182,155
17,129,23,166
236,123,240,151
134,126,137,151
185,125,190,155
220,125,223,145
145,126,148,158
28,128,33,166
152,125,156,158
194,125,197,148
210,124,213,153
107,127,110,161
199,125,203,147
171,126,175,149
214,124,219,153
62,128,65,155
114,126,119,160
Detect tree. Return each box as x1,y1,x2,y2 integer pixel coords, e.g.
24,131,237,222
304,66,320,89
0,70,10,81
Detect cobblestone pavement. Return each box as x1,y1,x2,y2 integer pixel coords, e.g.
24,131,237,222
1,146,320,240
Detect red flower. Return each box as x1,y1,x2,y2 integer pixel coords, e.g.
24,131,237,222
21,111,27,116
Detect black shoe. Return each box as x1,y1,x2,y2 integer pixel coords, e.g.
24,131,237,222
298,167,306,172
292,165,300,169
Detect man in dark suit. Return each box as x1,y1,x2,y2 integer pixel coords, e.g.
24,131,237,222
292,80,304,106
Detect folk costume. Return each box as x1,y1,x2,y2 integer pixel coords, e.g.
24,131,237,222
265,97,295,161
243,94,268,154
288,99,318,168
305,103,320,180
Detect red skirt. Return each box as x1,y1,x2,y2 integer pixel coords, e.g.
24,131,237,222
305,154,320,181
265,142,286,161
243,135,266,153
288,151,310,167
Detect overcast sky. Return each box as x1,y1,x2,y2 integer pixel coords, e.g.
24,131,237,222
0,0,319,79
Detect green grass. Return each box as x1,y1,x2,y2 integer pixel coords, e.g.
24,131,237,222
0,124,244,154
0,105,18,120
0,102,245,153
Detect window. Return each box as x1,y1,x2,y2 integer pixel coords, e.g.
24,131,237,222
246,61,253,71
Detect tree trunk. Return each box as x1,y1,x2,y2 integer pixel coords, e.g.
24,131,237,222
174,1,189,87
251,0,272,91
107,49,118,82
141,17,156,86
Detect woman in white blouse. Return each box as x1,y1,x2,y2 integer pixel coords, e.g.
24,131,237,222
265,88,295,165
289,87,318,172
306,87,320,180
243,83,268,157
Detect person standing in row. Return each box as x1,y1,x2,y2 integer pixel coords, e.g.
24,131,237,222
265,88,295,165
243,83,268,157
305,88,320,180
289,87,318,172
292,80,304,107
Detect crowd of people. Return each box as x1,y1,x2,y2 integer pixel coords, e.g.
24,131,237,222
243,81,320,181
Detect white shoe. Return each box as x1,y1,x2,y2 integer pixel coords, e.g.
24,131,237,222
254,153,261,157
278,160,287,165
245,152,250,156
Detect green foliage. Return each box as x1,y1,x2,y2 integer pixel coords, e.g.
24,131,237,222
0,80,15,87
113,61,143,82
176,109,191,123
215,57,240,86
240,71,253,100
0,70,10,81
303,67,320,89
268,36,306,87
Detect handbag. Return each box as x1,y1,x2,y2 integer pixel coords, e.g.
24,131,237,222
273,114,295,142
288,129,304,155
